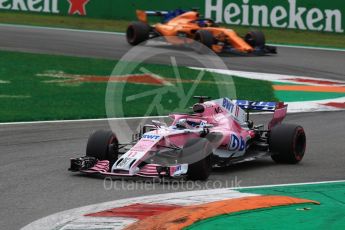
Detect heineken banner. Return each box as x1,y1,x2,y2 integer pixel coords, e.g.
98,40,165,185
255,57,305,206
0,0,343,33
205,0,344,33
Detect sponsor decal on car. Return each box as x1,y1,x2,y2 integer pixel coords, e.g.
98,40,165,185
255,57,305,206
219,98,246,123
170,164,188,176
117,157,134,168
142,134,161,140
130,134,163,152
229,134,246,152
222,97,235,113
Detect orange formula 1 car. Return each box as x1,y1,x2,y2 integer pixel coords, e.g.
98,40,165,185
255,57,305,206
126,9,277,55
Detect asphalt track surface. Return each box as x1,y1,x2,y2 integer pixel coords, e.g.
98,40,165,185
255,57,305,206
0,24,345,80
0,24,345,229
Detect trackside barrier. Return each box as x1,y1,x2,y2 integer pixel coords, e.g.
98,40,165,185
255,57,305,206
0,0,344,33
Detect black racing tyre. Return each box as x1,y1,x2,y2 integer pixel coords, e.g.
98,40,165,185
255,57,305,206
86,130,119,164
126,21,151,45
244,30,266,48
269,124,306,164
194,30,215,48
182,138,212,180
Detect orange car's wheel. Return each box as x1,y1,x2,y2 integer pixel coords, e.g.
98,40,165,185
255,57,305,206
195,30,214,48
126,22,150,46
244,30,265,48
193,30,215,54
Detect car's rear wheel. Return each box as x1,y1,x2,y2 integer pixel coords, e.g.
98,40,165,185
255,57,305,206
244,30,266,48
181,138,212,180
126,21,151,45
269,124,306,164
86,130,119,166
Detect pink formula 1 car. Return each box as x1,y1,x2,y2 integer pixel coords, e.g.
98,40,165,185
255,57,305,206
69,96,306,180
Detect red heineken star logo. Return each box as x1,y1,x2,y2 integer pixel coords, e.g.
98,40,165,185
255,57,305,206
68,0,90,16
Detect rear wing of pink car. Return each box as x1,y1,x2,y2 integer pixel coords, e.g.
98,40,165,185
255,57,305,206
234,100,288,129
234,100,285,112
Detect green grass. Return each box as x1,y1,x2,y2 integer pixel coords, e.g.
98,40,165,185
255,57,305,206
0,12,130,32
188,182,345,230
275,91,345,102
0,50,276,122
1,12,345,48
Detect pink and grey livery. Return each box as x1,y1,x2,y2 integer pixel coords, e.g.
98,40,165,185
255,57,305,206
69,96,306,180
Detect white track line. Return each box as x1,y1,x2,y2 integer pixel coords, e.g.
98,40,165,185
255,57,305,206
1,23,344,52
0,116,168,126
237,179,345,190
0,23,124,35
267,43,345,52
1,107,343,126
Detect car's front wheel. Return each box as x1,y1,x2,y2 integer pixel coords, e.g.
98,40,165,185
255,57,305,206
86,130,119,166
181,138,212,180
269,124,306,164
193,30,215,53
244,30,266,48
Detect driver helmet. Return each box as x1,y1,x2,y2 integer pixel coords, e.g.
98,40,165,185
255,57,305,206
186,120,201,127
176,119,188,129
198,20,212,27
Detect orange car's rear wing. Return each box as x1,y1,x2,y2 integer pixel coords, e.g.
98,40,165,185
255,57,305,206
136,10,168,23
